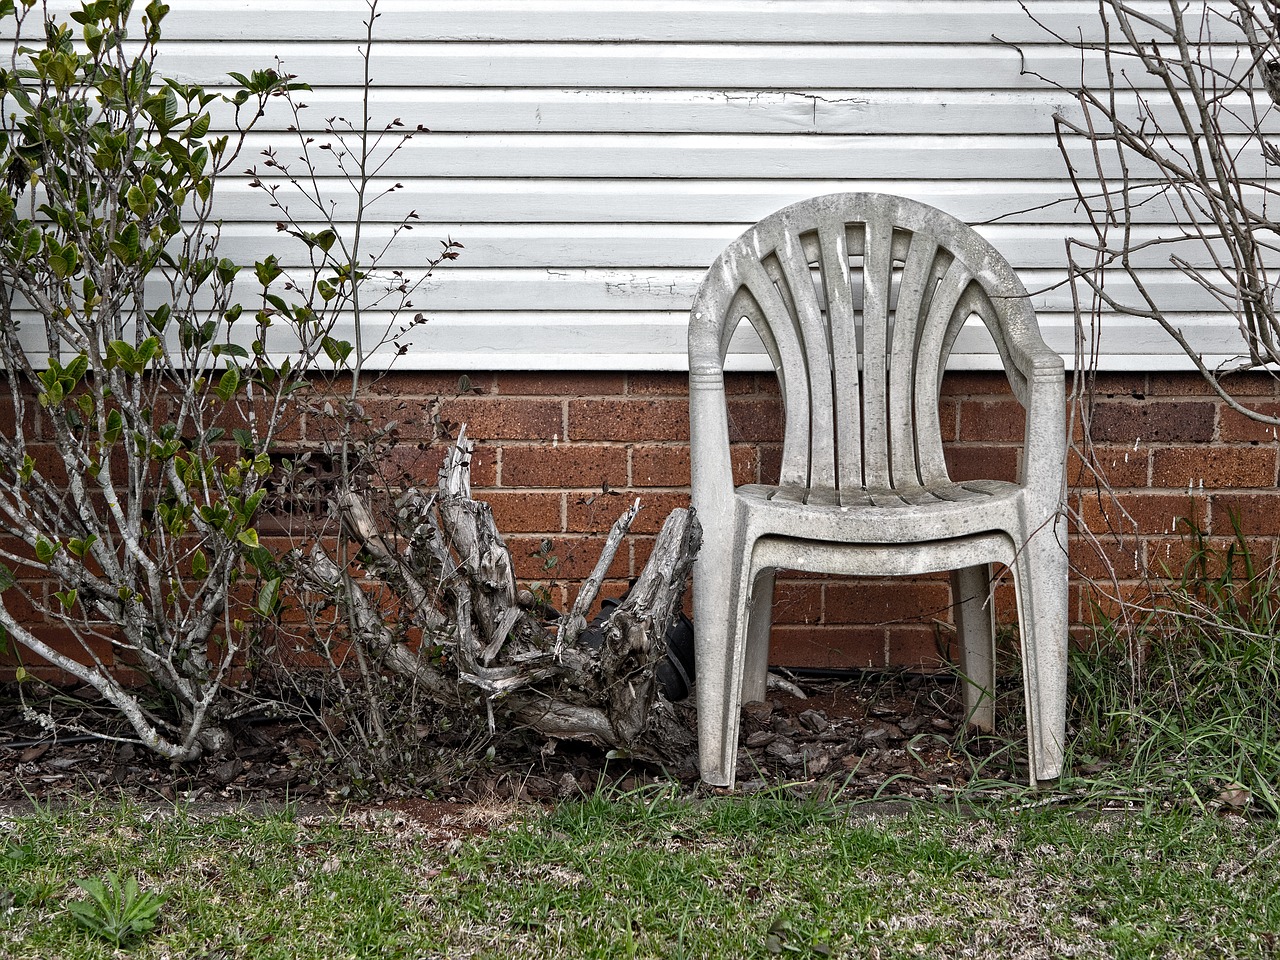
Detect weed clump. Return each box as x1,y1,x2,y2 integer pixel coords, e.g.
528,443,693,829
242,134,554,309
1070,518,1280,814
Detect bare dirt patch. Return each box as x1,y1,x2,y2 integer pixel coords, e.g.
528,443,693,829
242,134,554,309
1,671,1020,821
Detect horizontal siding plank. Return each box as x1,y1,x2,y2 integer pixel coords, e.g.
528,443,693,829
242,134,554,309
219,88,1087,136
2,308,1246,371
61,268,1214,313
231,132,1253,180
158,44,1197,91
148,2,1177,45
211,222,1204,270
206,179,1180,225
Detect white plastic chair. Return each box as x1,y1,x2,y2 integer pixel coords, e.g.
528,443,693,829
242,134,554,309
687,193,1068,788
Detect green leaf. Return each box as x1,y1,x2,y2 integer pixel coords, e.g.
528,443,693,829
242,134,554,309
108,222,141,265
237,528,259,548
105,409,123,444
54,589,77,611
254,576,281,618
321,336,352,364
0,562,15,592
231,428,253,450
214,366,240,402
126,184,150,216
191,548,207,578
67,535,98,559
34,536,58,566
254,255,281,287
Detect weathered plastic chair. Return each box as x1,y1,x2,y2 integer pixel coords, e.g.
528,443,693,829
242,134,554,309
688,193,1068,788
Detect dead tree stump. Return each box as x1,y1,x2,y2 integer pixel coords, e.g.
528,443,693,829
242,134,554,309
295,431,701,773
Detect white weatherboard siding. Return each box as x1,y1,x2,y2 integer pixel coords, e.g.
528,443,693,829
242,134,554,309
20,1,1272,370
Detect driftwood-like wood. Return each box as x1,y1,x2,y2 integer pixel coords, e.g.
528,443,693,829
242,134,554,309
295,432,701,770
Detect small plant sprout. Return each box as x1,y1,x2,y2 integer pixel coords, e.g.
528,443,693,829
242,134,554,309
66,871,166,948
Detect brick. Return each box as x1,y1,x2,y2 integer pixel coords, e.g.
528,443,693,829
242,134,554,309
768,624,887,669
574,490,691,535
628,373,689,396
1089,401,1215,444
630,444,756,487
1079,580,1156,625
482,491,564,533
770,579,824,625
754,374,782,395
1147,371,1274,397
990,577,1019,623
726,398,784,442
565,489,640,533
631,535,656,571
939,372,1014,397
1218,402,1280,443
758,444,783,485
959,398,1026,442
507,535,631,581
1210,492,1280,536
937,398,959,442
1145,372,1214,396
824,578,952,624
1069,444,1150,489
943,444,1019,483
1214,372,1279,398
362,371,475,397
500,444,627,489
21,624,116,669
1068,533,1143,581
566,398,688,442
492,372,627,396
1151,446,1276,489
217,396,305,443
438,397,562,441
887,625,954,672
1081,373,1149,398
559,582,627,619
380,439,498,489
1076,491,1205,539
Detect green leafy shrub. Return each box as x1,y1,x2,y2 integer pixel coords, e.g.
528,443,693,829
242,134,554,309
0,0,340,758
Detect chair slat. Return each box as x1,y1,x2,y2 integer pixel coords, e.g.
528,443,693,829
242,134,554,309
774,227,838,488
888,233,939,490
859,214,895,489
738,253,811,488
914,257,974,485
818,221,863,490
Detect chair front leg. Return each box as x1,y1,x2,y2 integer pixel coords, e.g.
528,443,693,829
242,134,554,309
693,531,751,788
1011,519,1069,785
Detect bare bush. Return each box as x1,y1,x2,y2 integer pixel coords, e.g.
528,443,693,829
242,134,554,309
1021,0,1280,421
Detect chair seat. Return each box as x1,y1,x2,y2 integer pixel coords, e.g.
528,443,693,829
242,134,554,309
738,478,1014,508
735,479,1023,542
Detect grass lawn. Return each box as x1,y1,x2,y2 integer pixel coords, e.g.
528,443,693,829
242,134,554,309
3,790,1278,959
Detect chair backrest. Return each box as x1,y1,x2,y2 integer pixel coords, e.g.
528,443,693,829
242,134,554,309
688,193,1044,494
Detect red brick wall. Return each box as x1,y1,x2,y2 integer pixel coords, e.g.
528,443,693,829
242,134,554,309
358,368,1280,671
5,368,1279,679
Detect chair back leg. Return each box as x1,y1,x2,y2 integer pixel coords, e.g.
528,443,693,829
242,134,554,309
740,567,776,705
951,563,997,733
